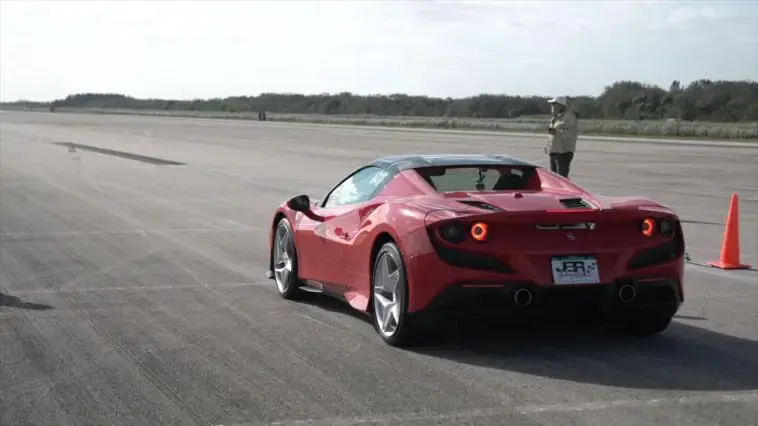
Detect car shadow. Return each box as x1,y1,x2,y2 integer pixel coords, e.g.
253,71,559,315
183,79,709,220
406,316,758,392
0,292,54,311
294,290,758,392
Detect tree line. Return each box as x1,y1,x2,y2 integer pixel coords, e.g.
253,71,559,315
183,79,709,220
6,79,758,122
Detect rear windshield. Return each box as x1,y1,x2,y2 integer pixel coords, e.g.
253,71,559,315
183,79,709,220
415,165,539,192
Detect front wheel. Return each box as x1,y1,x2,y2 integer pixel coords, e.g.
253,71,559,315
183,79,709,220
272,218,304,300
371,242,417,347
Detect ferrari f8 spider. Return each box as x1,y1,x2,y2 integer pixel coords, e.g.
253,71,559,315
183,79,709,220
266,154,685,346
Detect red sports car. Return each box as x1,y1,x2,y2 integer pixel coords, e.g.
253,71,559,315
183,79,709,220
266,154,685,346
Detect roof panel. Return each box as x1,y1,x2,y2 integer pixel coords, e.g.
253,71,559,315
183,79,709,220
368,153,537,170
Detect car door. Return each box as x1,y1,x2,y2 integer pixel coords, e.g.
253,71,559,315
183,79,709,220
315,166,392,289
291,204,336,283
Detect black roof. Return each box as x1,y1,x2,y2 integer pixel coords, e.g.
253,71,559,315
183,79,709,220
368,153,537,171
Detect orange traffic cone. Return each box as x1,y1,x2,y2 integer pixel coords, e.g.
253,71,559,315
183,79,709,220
708,193,751,270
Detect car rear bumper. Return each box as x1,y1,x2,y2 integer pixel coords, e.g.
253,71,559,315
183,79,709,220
400,222,685,317
412,277,681,318
404,251,684,317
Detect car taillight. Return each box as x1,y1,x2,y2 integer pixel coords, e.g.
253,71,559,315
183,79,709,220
439,222,466,244
641,217,656,238
470,222,489,242
659,217,675,237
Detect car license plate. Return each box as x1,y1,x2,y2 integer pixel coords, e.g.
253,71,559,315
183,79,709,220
551,256,600,285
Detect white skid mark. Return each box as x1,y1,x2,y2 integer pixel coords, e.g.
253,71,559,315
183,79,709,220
297,313,344,332
516,392,758,414
0,227,260,238
228,391,758,425
6,281,264,296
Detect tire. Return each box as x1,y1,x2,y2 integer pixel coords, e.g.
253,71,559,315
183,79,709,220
272,218,304,300
618,310,674,337
370,242,416,347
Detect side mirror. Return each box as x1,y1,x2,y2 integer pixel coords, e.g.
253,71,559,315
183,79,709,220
287,195,311,212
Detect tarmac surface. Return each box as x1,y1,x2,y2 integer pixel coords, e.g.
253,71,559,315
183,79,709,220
1,111,757,426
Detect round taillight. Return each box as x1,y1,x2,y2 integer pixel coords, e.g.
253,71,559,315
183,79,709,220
470,222,489,241
641,218,656,238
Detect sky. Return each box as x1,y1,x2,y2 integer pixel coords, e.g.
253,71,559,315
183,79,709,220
1,0,757,102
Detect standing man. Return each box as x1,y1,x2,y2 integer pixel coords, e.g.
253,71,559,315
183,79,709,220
545,96,578,178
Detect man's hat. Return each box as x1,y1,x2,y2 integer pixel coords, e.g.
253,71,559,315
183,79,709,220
548,96,568,106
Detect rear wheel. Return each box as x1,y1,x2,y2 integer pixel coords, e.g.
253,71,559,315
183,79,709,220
272,218,303,299
371,242,416,347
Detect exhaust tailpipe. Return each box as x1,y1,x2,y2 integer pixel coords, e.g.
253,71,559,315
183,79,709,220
513,288,533,307
618,284,637,303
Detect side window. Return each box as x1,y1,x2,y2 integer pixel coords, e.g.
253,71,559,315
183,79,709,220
323,167,390,208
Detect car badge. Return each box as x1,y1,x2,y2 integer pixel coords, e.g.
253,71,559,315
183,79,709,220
566,233,576,240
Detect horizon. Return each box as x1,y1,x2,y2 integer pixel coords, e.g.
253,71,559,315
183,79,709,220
2,0,757,103
4,76,758,105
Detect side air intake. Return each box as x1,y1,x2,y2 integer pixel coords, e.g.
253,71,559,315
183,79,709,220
560,198,593,209
457,200,502,211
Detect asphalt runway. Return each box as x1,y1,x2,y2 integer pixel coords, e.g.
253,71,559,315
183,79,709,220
1,111,757,426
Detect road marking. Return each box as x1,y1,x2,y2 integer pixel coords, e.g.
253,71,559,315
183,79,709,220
516,392,758,413
686,264,758,285
297,313,345,332
229,391,758,425
3,281,264,296
0,227,261,238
